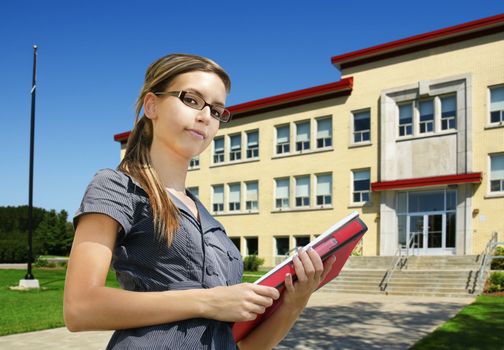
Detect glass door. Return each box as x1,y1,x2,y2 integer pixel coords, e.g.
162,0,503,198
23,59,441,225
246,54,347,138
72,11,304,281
408,215,424,253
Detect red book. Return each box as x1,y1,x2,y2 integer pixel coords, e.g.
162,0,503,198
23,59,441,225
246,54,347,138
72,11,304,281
232,211,368,342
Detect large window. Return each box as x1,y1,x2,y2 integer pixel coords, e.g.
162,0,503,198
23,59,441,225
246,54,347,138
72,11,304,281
245,181,259,211
316,118,332,148
246,131,259,159
440,95,457,130
490,86,504,124
352,169,370,203
228,183,241,212
275,237,290,256
189,156,199,169
187,186,199,198
246,237,258,255
229,134,241,161
398,102,413,136
213,137,224,164
419,99,434,134
316,174,332,206
353,110,370,143
212,185,224,213
296,121,310,151
275,178,290,209
490,154,504,193
295,176,310,207
276,125,290,154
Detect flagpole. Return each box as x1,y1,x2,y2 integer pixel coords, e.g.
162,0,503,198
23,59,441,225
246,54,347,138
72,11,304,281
21,45,39,288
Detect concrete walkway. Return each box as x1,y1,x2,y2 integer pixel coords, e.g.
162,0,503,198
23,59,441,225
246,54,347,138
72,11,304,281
0,292,474,350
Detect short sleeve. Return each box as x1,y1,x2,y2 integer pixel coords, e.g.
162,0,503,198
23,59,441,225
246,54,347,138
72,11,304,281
73,168,133,234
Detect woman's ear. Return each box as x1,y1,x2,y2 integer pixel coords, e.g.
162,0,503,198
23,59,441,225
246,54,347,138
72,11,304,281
143,92,157,120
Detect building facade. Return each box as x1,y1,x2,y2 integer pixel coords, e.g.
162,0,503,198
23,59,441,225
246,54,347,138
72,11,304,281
115,14,504,267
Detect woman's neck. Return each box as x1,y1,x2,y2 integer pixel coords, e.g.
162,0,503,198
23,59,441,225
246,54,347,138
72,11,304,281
149,140,189,192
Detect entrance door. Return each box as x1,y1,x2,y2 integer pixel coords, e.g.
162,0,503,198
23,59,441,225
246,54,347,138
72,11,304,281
407,213,447,255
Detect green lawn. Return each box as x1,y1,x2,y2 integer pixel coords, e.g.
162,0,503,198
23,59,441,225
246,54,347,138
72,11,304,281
0,268,263,336
410,295,504,350
0,268,119,336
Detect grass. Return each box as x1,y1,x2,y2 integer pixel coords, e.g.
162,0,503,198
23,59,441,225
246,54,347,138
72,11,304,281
410,295,504,350
0,268,264,336
0,268,119,336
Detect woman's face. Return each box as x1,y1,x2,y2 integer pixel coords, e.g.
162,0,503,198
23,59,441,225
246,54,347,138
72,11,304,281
146,71,227,161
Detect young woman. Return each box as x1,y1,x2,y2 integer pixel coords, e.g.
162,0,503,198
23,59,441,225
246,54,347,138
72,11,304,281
64,53,336,350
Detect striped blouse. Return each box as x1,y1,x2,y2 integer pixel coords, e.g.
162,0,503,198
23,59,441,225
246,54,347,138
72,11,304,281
74,168,243,349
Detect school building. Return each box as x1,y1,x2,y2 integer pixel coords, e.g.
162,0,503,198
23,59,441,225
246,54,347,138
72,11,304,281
114,13,504,268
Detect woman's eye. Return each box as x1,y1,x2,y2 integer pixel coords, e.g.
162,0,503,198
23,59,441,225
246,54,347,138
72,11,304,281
183,96,199,105
211,109,221,118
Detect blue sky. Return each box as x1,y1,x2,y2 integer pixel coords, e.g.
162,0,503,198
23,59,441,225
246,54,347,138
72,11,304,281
1,0,503,217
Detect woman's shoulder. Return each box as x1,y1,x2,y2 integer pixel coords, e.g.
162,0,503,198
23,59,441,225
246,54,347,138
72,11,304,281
86,168,133,193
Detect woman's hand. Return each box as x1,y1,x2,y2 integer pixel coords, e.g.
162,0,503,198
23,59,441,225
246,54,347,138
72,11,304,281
282,247,336,310
204,283,280,322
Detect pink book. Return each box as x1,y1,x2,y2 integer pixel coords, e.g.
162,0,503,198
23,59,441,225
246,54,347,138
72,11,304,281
232,211,368,342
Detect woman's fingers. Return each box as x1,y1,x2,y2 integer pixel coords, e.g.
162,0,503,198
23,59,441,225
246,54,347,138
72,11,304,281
292,250,307,282
320,255,337,282
306,247,324,278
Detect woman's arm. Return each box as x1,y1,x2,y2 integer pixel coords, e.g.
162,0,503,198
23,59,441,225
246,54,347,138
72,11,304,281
237,248,336,350
64,213,279,331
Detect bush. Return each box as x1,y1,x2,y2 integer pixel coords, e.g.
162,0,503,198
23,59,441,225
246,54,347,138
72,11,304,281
33,257,56,268
243,255,264,271
486,271,504,293
491,246,504,270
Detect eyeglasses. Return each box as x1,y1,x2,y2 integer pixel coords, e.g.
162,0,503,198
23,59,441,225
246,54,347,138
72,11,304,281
154,90,231,123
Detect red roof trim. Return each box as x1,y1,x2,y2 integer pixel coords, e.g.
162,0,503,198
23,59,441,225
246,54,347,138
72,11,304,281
331,13,504,69
371,173,482,192
114,131,130,143
228,77,353,116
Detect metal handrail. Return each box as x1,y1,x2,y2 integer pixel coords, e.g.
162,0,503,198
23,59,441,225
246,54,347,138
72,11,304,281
471,232,498,294
380,232,421,292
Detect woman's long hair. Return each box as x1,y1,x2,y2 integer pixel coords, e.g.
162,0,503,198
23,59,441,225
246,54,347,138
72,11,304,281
118,53,231,246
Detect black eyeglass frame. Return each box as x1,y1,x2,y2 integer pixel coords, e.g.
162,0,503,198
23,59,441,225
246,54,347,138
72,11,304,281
154,90,232,123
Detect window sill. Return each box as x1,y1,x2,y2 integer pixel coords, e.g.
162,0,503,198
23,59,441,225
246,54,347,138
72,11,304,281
396,130,458,143
209,158,260,168
188,166,200,171
349,141,372,149
484,192,504,199
271,206,333,213
272,147,333,160
213,211,260,217
484,123,504,130
347,202,372,208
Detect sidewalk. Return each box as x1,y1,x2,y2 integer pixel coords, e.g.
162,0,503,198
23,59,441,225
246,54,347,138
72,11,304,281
0,292,474,350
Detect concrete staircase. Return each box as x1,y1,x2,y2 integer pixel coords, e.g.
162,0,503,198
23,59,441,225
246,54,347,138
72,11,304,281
322,255,481,297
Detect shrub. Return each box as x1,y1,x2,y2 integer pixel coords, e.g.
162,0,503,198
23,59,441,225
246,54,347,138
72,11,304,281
243,255,265,271
486,271,504,293
491,246,504,270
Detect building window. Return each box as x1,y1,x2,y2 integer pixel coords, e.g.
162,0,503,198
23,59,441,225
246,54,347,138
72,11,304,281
275,237,289,255
230,237,241,252
276,125,290,154
189,156,199,169
490,86,504,124
419,99,434,134
353,110,370,143
187,186,199,198
295,176,310,207
296,121,310,152
316,117,332,148
229,134,241,161
316,174,332,206
245,237,258,255
212,185,224,213
275,178,290,209
246,131,259,159
228,183,241,212
213,137,224,164
245,181,259,211
398,102,413,136
440,95,457,130
490,154,504,193
352,169,370,203
295,235,310,249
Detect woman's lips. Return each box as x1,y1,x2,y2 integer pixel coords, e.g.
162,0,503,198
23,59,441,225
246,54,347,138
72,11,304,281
187,128,206,140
